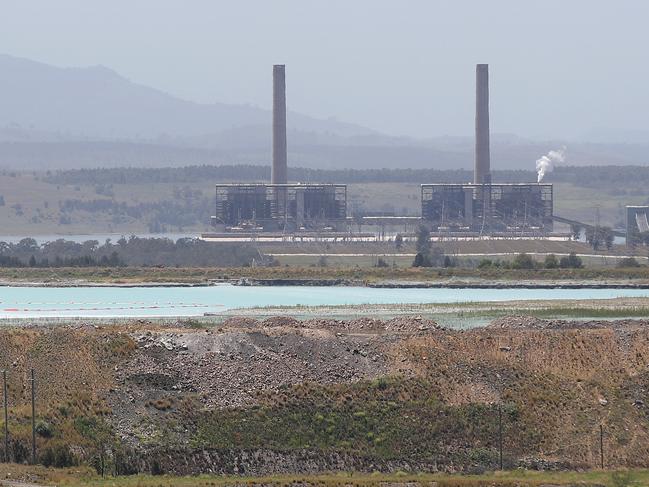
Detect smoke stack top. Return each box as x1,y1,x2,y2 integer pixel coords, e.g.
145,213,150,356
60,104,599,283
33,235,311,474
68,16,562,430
272,64,287,184
474,64,491,184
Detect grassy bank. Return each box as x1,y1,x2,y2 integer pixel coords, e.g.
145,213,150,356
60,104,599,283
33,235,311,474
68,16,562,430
213,298,649,327
0,465,645,486
3,265,649,284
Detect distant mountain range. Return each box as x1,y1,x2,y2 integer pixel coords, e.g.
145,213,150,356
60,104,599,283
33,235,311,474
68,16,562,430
0,54,376,139
0,53,648,171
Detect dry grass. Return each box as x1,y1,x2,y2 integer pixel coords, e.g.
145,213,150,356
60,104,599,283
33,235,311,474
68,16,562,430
0,464,647,487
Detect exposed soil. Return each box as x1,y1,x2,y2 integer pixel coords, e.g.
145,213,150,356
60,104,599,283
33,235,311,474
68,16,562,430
1,316,649,475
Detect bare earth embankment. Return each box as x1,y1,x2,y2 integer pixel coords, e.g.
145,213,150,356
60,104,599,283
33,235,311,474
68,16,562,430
1,314,649,484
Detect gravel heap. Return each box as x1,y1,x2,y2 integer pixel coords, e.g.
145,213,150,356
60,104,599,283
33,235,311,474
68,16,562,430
221,315,444,333
488,315,649,330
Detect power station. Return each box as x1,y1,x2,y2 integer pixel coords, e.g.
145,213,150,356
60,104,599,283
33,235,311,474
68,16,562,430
211,63,554,237
212,65,348,233
420,64,554,235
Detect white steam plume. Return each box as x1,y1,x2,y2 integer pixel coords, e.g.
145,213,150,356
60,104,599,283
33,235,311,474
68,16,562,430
536,146,566,182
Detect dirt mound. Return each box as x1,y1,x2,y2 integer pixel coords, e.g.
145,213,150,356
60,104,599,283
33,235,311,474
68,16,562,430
221,316,443,334
260,316,303,328
488,315,550,329
220,316,259,328
5,317,649,473
384,316,443,332
488,315,649,330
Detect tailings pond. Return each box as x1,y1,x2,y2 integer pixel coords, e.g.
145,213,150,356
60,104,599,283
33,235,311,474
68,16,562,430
1,285,649,319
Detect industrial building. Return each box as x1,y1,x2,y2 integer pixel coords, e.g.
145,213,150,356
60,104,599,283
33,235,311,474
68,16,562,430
625,205,649,246
421,64,554,235
421,183,553,234
214,183,347,231
211,63,556,238
211,65,348,233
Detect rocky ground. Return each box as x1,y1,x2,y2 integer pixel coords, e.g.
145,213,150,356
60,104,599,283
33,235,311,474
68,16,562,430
1,315,649,475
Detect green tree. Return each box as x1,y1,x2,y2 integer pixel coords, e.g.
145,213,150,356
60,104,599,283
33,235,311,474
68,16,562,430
412,252,430,267
412,226,433,267
559,252,583,268
603,227,615,250
477,259,493,269
585,226,614,250
512,253,535,269
544,254,558,269
415,225,431,255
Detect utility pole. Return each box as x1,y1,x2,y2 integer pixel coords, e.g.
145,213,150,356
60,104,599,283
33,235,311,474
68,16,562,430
3,370,8,463
600,424,604,469
30,369,36,465
498,404,503,470
595,205,601,250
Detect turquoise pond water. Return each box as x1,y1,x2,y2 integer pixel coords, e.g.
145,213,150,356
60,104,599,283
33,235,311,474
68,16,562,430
0,285,648,318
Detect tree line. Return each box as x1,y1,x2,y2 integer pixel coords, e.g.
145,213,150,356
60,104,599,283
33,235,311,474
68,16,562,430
410,225,591,270
43,165,531,185
0,237,259,267
42,164,649,186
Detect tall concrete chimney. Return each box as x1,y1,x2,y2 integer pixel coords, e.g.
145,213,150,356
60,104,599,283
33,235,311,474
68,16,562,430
272,64,288,184
474,64,491,184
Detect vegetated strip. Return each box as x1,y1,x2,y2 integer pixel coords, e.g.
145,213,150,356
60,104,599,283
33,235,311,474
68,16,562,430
0,467,642,487
42,164,649,186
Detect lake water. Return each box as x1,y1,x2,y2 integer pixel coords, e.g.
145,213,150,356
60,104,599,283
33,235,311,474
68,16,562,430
0,285,648,318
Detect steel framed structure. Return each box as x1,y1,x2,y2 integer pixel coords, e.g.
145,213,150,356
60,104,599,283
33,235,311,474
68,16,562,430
213,183,347,231
421,183,553,233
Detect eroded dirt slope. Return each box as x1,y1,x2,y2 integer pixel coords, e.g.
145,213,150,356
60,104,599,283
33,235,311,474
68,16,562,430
1,316,649,474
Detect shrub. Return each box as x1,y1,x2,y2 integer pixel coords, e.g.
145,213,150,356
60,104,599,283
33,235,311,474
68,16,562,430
512,253,535,269
560,252,583,268
35,420,53,438
375,257,389,268
478,259,493,269
39,443,75,467
412,252,430,267
616,257,641,268
151,459,164,476
544,254,558,269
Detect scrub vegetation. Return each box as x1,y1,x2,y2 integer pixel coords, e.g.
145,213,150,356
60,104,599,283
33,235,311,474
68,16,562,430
2,165,649,235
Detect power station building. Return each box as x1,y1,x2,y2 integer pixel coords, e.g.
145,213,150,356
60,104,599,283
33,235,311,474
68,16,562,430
212,65,348,232
421,64,554,235
214,183,347,231
421,183,553,233
625,205,649,246
213,63,554,236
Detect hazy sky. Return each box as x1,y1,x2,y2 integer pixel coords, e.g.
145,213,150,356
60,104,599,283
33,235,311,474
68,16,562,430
2,0,648,139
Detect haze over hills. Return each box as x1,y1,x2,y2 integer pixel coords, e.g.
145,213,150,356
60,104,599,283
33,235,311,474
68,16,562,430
1,54,648,171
